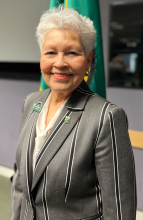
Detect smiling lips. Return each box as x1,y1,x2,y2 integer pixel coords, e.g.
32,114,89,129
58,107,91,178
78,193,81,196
52,72,72,80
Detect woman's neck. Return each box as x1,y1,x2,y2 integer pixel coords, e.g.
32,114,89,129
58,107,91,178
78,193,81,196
50,91,71,106
45,91,71,127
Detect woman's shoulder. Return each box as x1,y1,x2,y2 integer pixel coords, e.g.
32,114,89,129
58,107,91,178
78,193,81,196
87,92,115,109
76,81,126,120
22,88,51,113
26,88,50,100
86,92,127,123
77,81,118,113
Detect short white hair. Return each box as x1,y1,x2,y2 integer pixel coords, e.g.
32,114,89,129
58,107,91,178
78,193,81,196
36,4,96,57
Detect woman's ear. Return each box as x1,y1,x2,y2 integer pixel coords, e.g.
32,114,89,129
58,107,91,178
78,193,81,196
86,51,93,71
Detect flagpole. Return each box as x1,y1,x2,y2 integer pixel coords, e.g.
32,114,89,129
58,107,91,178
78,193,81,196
65,0,68,8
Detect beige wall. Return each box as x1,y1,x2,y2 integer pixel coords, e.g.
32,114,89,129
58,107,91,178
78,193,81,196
0,0,50,62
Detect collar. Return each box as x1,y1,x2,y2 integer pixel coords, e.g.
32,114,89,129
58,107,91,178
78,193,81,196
66,80,93,111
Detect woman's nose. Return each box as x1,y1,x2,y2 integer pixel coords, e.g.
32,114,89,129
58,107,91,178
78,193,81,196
54,54,68,68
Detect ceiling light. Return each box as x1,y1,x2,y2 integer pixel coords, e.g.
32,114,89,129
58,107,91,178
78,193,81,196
126,42,132,47
132,42,137,47
110,22,124,30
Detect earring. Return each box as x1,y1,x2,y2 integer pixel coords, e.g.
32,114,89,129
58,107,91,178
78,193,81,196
84,66,91,82
85,66,91,76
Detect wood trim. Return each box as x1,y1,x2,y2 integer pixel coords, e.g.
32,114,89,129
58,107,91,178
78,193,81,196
129,130,143,150
0,165,14,178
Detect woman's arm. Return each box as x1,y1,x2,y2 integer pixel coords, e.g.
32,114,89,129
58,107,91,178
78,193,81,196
95,107,137,220
11,97,27,220
11,162,23,220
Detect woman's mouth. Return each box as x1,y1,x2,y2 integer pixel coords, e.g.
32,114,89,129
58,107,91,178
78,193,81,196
52,72,72,80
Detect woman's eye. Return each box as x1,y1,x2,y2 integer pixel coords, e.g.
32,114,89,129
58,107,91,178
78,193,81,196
47,51,55,55
68,51,77,55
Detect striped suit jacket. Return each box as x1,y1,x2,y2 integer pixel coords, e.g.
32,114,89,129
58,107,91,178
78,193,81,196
11,80,136,220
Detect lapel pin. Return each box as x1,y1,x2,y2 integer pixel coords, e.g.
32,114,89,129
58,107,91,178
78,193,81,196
32,102,42,113
65,116,71,124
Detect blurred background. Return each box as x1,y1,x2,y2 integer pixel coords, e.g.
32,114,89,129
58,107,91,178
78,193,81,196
0,0,143,219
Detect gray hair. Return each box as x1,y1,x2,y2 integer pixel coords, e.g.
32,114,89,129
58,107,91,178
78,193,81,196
36,4,96,57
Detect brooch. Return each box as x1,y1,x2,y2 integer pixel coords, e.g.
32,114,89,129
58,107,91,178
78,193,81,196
65,116,71,124
32,102,42,113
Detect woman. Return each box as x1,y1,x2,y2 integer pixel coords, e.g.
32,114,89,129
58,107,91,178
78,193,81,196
11,5,136,220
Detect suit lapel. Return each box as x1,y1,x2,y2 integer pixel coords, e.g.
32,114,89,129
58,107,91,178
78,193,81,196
20,89,51,201
20,110,39,203
31,81,91,191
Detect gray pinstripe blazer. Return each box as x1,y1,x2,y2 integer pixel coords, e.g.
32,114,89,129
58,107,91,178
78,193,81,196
11,80,136,220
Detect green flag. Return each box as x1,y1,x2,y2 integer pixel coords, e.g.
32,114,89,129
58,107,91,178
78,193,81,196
40,0,106,98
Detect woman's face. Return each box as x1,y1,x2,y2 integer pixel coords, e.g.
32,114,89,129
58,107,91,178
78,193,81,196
40,29,93,96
